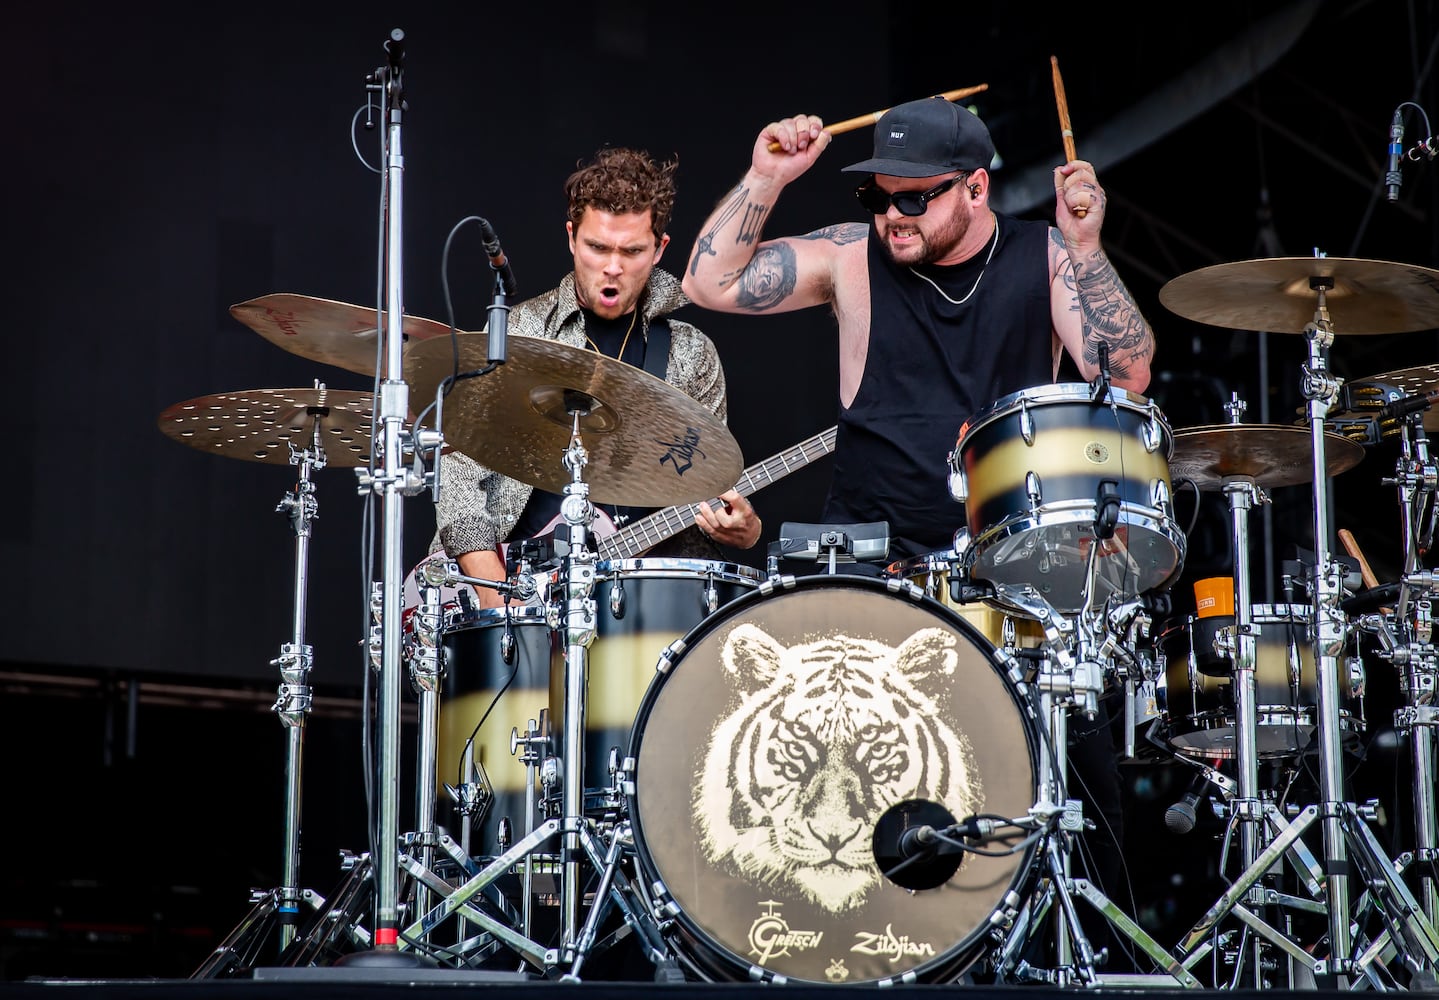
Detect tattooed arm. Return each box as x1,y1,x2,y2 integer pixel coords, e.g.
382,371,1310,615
682,114,852,315
1048,160,1155,392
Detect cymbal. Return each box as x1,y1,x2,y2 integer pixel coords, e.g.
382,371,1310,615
231,293,453,375
1158,257,1439,334
158,387,373,466
1170,424,1365,491
1330,363,1439,434
404,334,743,507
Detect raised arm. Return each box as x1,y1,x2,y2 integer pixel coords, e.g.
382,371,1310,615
682,114,846,315
1049,160,1155,393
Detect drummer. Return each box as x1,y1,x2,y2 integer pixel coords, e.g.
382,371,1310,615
431,146,762,608
682,95,1154,565
681,97,1155,966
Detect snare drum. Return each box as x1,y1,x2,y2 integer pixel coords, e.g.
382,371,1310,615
626,574,1039,984
949,383,1184,614
549,558,765,800
1156,603,1365,759
885,548,1044,649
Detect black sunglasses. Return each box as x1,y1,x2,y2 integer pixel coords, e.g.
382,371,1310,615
855,173,969,216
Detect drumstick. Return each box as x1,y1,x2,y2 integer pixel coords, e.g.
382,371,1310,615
1338,528,1382,591
765,84,989,153
1050,55,1088,218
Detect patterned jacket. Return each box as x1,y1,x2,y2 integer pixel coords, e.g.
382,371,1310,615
430,267,729,562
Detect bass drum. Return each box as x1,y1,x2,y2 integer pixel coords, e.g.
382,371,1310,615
626,574,1040,985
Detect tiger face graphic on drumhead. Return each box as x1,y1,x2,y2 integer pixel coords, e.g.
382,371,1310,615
693,622,981,914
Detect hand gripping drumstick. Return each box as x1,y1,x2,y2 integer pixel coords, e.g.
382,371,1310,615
765,84,989,153
1050,56,1089,218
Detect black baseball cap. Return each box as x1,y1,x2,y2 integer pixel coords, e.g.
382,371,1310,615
842,96,996,178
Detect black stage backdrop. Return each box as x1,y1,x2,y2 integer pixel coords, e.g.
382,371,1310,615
4,0,1438,982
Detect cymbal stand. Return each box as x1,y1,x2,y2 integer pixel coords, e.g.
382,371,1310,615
191,416,330,976
990,585,1196,987
1284,277,1437,983
552,408,600,964
1370,410,1439,926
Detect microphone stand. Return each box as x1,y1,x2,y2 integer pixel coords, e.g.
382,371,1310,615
346,29,433,965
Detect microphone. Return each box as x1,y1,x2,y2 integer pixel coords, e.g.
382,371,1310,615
1378,390,1438,424
898,824,940,858
477,218,518,298
1386,109,1405,203
477,218,515,366
1165,775,1210,835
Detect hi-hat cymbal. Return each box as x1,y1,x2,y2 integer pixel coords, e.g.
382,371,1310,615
1170,424,1365,491
158,387,373,466
1159,257,1439,334
231,293,454,375
405,334,743,507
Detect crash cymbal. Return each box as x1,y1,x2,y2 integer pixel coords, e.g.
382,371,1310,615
404,334,743,507
231,292,454,375
1170,424,1365,491
158,387,373,466
1328,363,1439,435
1159,257,1439,334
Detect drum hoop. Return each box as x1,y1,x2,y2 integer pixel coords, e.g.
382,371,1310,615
958,381,1165,444
623,572,1042,984
442,605,549,632
596,557,766,584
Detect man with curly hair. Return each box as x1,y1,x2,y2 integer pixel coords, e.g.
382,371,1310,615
431,146,762,606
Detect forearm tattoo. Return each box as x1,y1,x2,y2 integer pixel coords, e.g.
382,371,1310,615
690,185,750,276
735,242,797,310
1052,231,1152,379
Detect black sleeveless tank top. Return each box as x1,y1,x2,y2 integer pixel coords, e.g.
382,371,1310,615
822,213,1055,561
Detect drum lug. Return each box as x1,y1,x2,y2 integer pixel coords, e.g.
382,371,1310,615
703,576,719,615
1144,406,1164,453
946,446,968,501
610,577,627,620
1151,476,1173,515
1026,470,1043,511
1019,399,1035,445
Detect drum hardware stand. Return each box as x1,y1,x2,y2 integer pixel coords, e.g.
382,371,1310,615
562,816,678,982
1386,408,1439,929
191,407,335,977
981,584,1195,987
396,819,566,970
993,654,1198,987
1181,274,1439,987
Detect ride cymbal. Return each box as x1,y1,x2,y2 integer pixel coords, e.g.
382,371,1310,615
231,292,454,376
405,334,743,507
1170,424,1365,491
1159,257,1439,334
158,387,373,466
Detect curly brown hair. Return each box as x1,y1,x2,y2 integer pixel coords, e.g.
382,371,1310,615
564,147,679,244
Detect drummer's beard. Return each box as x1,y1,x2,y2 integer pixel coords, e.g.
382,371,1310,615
877,209,970,268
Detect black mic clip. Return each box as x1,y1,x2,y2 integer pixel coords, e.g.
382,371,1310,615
1386,108,1405,203
1090,342,1113,401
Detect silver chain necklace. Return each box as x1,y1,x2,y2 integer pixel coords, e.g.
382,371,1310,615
908,222,999,305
